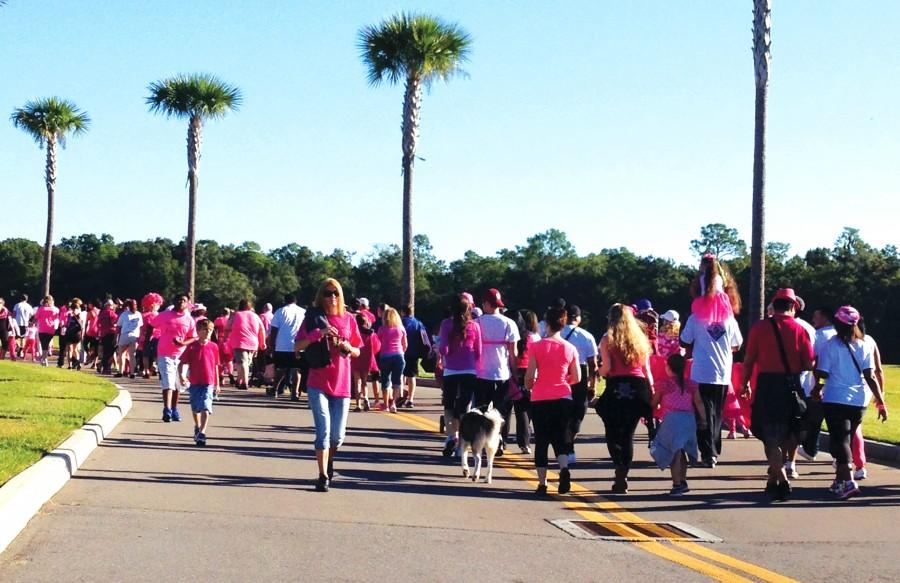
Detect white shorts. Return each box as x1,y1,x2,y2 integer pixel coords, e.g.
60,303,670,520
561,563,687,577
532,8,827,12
158,356,179,391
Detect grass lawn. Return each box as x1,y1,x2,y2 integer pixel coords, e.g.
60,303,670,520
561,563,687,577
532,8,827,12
0,361,118,486
860,364,900,445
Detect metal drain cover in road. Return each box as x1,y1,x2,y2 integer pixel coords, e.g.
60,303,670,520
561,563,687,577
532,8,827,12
548,519,722,543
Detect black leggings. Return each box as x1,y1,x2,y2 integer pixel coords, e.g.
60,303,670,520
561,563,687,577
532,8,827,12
444,374,477,419
38,332,54,352
600,377,651,468
100,333,116,373
531,398,574,467
823,403,864,467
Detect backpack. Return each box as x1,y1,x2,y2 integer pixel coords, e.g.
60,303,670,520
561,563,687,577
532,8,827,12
66,314,83,337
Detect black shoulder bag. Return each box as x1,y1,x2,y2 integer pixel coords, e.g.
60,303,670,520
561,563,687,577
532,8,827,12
769,318,807,420
303,308,332,369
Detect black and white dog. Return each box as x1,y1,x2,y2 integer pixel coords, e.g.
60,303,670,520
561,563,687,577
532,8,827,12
459,404,504,484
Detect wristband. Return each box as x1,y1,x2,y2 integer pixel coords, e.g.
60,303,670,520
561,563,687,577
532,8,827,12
876,403,887,412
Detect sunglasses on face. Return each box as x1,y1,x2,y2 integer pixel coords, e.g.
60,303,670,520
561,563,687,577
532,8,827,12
323,290,340,298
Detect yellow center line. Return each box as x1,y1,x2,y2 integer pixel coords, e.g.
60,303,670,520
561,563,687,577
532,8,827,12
378,409,798,583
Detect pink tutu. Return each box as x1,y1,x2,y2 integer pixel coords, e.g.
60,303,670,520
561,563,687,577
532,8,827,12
691,292,734,324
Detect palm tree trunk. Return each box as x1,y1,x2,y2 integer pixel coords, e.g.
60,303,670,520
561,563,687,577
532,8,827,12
750,0,771,325
749,83,767,324
42,137,57,297
400,75,423,309
185,115,202,300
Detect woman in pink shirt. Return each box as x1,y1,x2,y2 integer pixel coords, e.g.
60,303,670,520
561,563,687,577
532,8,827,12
437,295,482,457
352,312,381,412
213,307,234,385
525,303,580,496
597,303,654,494
35,295,60,366
376,307,408,413
226,300,266,390
294,278,361,493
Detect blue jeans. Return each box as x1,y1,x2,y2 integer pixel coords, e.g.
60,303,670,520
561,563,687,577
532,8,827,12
378,353,405,389
308,388,350,450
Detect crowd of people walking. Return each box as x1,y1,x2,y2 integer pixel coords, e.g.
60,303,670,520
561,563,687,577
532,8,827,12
0,254,889,499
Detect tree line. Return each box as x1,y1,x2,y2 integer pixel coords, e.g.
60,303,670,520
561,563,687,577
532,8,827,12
2,224,898,361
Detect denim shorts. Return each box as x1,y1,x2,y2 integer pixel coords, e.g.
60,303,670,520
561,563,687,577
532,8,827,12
158,356,179,390
307,387,350,450
189,384,214,413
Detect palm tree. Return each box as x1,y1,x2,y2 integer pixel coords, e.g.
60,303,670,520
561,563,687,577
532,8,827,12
146,74,241,300
359,13,472,309
11,98,90,296
749,0,772,324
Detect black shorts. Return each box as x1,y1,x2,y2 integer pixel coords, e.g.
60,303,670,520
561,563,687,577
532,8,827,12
273,351,302,369
403,356,420,378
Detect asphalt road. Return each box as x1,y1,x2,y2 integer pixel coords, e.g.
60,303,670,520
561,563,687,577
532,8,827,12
1,375,898,582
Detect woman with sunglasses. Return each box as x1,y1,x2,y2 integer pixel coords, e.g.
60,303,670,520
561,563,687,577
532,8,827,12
294,278,362,492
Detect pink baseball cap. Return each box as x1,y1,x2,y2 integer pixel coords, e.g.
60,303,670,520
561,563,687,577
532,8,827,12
834,305,860,326
461,292,474,306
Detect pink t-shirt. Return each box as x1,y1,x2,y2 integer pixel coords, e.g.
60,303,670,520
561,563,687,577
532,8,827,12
655,377,698,419
530,337,578,402
376,325,406,356
35,306,60,335
180,340,220,386
85,308,100,337
353,329,380,375
295,312,362,398
260,310,274,333
227,311,266,351
153,309,197,359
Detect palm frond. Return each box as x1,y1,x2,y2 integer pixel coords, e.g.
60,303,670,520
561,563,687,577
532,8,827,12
146,73,242,120
359,12,472,87
10,97,90,147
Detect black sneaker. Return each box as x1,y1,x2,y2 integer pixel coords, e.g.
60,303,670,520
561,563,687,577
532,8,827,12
765,480,779,499
327,459,335,482
535,484,549,496
442,438,457,458
558,468,571,494
777,480,792,502
162,408,171,422
315,474,329,492
195,432,207,447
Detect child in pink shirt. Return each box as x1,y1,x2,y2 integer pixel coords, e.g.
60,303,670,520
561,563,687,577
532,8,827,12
178,319,219,446
649,354,708,496
352,313,381,412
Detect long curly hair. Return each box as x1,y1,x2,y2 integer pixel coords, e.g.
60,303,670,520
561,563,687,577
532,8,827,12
606,303,651,367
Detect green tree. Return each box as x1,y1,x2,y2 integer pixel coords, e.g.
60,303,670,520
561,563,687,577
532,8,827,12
146,74,242,300
10,98,90,296
690,223,748,260
359,13,472,310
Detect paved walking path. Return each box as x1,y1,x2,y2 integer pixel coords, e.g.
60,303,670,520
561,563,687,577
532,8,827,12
1,375,899,582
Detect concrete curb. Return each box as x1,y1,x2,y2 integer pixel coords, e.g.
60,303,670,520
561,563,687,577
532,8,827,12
0,387,132,554
818,433,900,465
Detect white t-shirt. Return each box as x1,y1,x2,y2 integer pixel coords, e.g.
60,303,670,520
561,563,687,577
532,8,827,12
117,311,143,340
680,315,743,385
270,303,306,353
814,325,836,357
13,301,33,328
561,325,598,365
817,336,875,407
796,317,818,395
476,312,519,381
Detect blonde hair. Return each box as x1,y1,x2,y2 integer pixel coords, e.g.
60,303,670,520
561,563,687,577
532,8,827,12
607,303,651,367
660,319,681,338
382,306,402,328
314,278,346,315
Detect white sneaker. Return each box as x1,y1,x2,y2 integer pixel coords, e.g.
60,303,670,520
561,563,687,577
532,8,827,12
853,468,868,480
784,462,799,480
797,446,816,462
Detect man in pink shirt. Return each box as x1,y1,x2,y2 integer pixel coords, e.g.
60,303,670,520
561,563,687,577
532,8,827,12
226,299,266,390
151,294,198,422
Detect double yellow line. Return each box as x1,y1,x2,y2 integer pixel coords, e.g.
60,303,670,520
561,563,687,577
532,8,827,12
388,409,799,583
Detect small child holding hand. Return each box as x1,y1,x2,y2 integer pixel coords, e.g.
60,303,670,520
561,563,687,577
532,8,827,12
178,318,220,446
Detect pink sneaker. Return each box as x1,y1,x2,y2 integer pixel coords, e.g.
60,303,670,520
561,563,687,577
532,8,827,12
389,404,398,413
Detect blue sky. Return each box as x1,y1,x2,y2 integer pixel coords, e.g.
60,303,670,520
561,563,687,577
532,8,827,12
2,1,898,265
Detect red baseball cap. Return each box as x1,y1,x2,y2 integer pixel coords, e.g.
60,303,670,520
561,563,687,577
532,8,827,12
482,288,505,308
772,288,801,309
